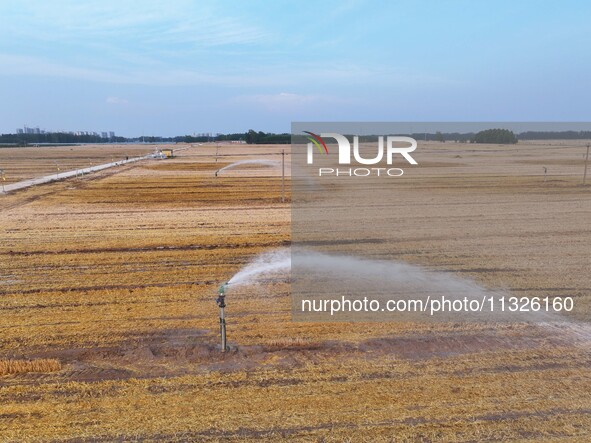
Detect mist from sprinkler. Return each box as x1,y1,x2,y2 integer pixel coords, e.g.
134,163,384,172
223,248,571,322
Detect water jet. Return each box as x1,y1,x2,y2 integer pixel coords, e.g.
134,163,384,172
214,159,280,177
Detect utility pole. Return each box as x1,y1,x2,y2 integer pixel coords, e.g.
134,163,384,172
584,143,590,186
281,149,285,203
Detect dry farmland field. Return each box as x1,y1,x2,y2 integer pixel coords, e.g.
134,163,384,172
0,141,590,442
0,144,158,184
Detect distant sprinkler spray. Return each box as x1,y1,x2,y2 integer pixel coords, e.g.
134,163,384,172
214,159,281,177
0,169,5,193
216,283,230,352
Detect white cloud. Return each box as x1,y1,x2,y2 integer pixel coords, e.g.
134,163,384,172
106,96,128,104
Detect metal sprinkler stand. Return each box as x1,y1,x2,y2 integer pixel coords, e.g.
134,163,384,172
216,283,229,352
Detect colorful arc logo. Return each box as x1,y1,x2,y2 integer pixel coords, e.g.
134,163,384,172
303,131,329,154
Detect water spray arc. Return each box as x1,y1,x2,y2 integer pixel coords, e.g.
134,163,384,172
216,283,230,352
214,159,281,177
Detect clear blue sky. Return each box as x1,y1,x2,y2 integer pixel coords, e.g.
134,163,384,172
1,0,590,137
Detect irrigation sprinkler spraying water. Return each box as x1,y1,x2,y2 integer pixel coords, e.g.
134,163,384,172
214,159,281,177
216,282,230,352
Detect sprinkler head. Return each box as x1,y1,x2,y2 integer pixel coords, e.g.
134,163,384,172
216,282,228,307
218,282,228,296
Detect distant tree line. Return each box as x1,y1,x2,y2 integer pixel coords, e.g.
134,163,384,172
243,130,290,144
1,129,589,147
172,133,246,143
171,131,289,144
0,132,126,146
0,130,291,146
518,131,591,140
408,130,517,144
411,130,591,143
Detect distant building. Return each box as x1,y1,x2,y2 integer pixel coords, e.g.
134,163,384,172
16,126,112,136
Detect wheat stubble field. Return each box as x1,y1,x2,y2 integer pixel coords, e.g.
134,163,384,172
0,144,157,184
0,142,590,442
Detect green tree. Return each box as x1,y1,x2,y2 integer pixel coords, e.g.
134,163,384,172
473,129,517,144
245,129,258,144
